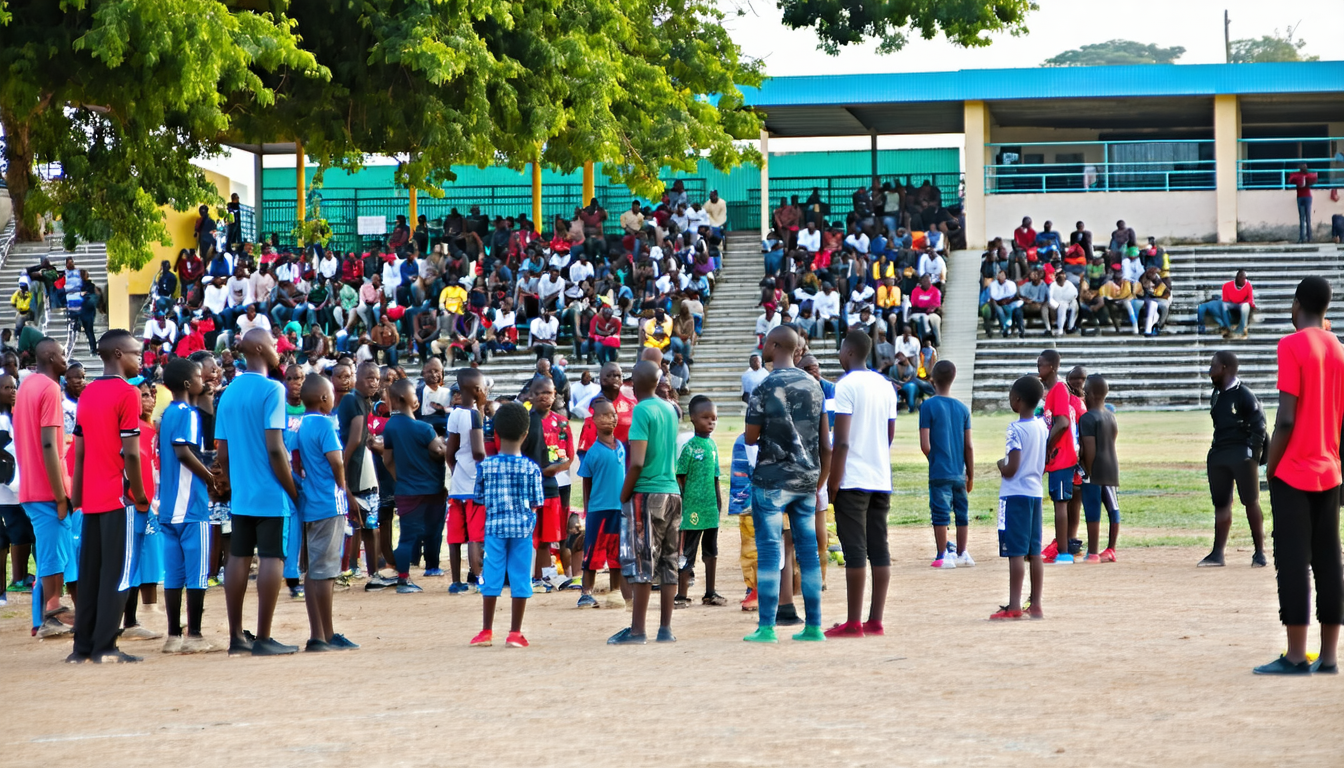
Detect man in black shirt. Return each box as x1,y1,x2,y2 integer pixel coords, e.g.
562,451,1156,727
1201,351,1267,567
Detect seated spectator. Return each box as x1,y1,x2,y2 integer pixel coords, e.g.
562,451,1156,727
740,353,768,403
1018,268,1050,335
1034,221,1063,260
672,303,696,363
668,352,692,395
871,328,896,375
983,270,1023,338
528,307,559,360
1098,269,1138,334
797,220,821,254
642,308,673,353
890,350,934,414
1047,269,1079,337
917,248,947,290
1107,219,1137,262
1140,236,1169,283
908,274,943,347
981,240,1008,287
1012,216,1037,256
847,280,875,320
754,305,781,348
1136,273,1171,337
1121,246,1144,284
844,223,870,255
569,370,601,419
814,282,842,347
1222,269,1254,339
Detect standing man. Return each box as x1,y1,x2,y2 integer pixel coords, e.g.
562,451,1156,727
744,326,830,644
338,362,394,590
1200,351,1267,568
1287,163,1318,244
826,330,898,638
217,329,301,656
1256,276,1344,675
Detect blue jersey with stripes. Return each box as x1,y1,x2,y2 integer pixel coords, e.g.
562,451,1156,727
158,401,210,524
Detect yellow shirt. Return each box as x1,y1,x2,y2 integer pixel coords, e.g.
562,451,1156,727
871,262,895,282
438,285,467,314
643,318,672,349
876,285,902,309
1098,281,1135,301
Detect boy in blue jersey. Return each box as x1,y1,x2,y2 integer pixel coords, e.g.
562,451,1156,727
919,361,975,569
992,376,1048,620
381,378,447,594
296,374,359,652
727,432,758,611
158,359,223,654
576,397,626,609
217,329,301,656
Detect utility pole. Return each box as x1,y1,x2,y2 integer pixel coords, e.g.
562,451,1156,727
1224,10,1232,63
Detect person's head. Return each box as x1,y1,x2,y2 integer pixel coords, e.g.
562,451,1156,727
528,375,556,412
199,204,209,217
457,367,485,406
301,373,336,414
589,397,618,438
422,356,444,387
387,378,419,414
688,395,717,436
1208,350,1239,388
1075,221,1086,232
1036,348,1061,381
748,353,761,371
1020,216,1032,228
1234,269,1247,288
164,358,203,399
0,374,15,410
1009,375,1045,418
839,329,872,373
98,329,142,378
1292,275,1332,329
64,361,86,399
761,326,799,368
920,274,934,290
239,328,278,373
1054,269,1067,285
1066,365,1087,396
1083,374,1109,409
995,269,1007,284
351,360,379,399
596,361,623,394
1042,220,1053,232
640,346,663,366
284,363,305,403
245,303,258,320
931,359,956,392
631,360,660,399
1298,162,1309,173
135,379,155,421
494,401,530,448
800,354,821,380
330,362,353,395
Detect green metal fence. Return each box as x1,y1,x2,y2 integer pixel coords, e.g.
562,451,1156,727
742,172,964,232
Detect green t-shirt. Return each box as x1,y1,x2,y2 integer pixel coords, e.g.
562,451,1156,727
629,397,681,494
676,435,720,529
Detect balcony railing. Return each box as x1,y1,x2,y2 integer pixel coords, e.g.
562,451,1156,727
986,140,1215,194
1236,137,1343,190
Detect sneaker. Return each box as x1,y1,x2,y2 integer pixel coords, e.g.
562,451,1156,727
162,635,185,654
370,573,398,588
1100,548,1117,563
989,607,1024,620
702,592,728,606
742,626,778,643
1253,655,1312,675
251,637,299,656
305,639,337,652
1081,553,1101,563
1053,553,1075,565
36,617,73,638
673,594,691,609
602,593,627,610
932,555,956,569
957,551,976,567
469,630,493,647
447,582,470,595
505,632,530,648
228,635,254,656
1310,659,1339,674
179,635,224,654
861,620,884,636
945,542,956,557
93,650,142,664
422,568,445,577
531,578,551,594
285,585,302,600
607,627,647,645
577,594,599,609
120,624,162,641
64,652,89,664
824,621,864,639
775,605,805,626
792,625,825,642
655,627,676,643
328,634,359,650
740,588,758,612
1251,551,1268,568
1068,538,1083,556
396,581,423,594
1041,540,1059,560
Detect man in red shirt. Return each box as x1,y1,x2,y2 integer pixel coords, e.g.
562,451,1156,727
1258,276,1344,675
1221,270,1255,339
1287,163,1318,244
1012,217,1037,282
1038,349,1079,564
70,330,151,663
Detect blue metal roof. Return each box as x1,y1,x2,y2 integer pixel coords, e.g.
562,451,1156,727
742,62,1344,107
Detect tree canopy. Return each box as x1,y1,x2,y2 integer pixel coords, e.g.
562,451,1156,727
775,0,1035,55
1230,27,1318,64
1042,39,1185,67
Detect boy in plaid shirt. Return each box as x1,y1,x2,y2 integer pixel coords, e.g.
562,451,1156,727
470,402,544,649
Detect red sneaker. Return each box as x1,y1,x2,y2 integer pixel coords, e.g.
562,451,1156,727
469,629,493,647
861,620,884,636
989,607,1024,620
823,621,865,638
505,632,529,648
1100,548,1117,563
1025,605,1044,620
1041,540,1059,560
740,588,758,612
1081,553,1101,563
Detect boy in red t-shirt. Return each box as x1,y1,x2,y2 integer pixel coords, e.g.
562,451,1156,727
69,330,152,664
1037,349,1079,565
1257,277,1344,675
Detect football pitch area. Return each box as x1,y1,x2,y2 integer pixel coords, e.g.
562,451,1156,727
2,410,1342,767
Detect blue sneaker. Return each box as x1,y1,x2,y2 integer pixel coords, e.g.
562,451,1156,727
396,581,423,594
577,594,598,608
531,578,551,593
423,568,444,577
447,582,470,595
1053,553,1075,565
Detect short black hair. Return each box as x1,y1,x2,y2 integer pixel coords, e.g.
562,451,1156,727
1039,349,1060,368
163,358,199,394
842,329,872,361
493,401,530,441
1011,375,1044,410
931,359,956,387
1084,374,1109,399
1296,276,1332,316
188,350,214,365
1212,350,1239,372
688,395,714,415
97,329,136,361
300,373,332,408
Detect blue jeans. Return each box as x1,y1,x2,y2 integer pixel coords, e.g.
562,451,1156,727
669,336,690,359
764,250,784,276
901,379,934,411
1298,196,1312,242
992,302,1023,334
1225,302,1250,335
1197,299,1230,330
751,487,822,629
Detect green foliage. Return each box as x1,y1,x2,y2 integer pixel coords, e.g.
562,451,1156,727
290,201,332,248
1230,27,1319,63
774,0,1035,55
1042,39,1185,67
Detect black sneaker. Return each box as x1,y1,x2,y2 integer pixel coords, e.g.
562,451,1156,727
1068,538,1083,556
64,652,89,664
305,639,336,653
656,627,677,643
1253,655,1311,675
776,604,805,626
93,650,142,664
328,633,360,650
606,627,647,645
228,635,254,656
251,637,299,657
1251,551,1268,568
1310,659,1338,674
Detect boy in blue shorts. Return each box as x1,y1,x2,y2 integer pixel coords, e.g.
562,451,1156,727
992,375,1048,621
382,379,447,594
920,360,974,569
296,374,360,651
158,359,223,654
1078,375,1120,563
470,402,544,648
576,398,626,609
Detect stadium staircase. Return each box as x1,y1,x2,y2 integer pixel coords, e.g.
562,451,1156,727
969,244,1344,411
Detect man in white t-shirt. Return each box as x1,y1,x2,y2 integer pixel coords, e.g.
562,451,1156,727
529,309,559,361
825,329,900,638
417,357,453,433
539,267,566,311
444,368,487,591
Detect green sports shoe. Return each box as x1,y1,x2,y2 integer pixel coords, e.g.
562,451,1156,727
792,625,826,642
743,626,778,644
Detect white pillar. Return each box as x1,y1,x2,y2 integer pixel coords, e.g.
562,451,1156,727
759,128,770,241
252,148,264,242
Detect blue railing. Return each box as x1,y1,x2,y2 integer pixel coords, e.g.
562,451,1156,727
986,140,1215,194
1236,137,1343,190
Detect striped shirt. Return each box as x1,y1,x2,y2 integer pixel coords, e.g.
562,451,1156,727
158,401,209,524
473,454,544,539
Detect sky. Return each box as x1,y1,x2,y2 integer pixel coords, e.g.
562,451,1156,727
724,0,1344,152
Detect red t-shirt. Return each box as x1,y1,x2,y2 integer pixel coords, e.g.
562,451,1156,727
1288,171,1317,199
540,411,572,467
15,374,68,503
1274,327,1344,492
1013,227,1037,250
1042,380,1079,472
74,378,141,514
139,418,158,504
577,391,636,452
1222,280,1254,307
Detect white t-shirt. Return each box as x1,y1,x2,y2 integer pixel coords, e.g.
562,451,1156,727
895,336,920,361
833,369,899,492
420,383,453,417
445,406,479,498
1000,417,1048,498
797,228,821,252
236,313,272,336
529,316,558,343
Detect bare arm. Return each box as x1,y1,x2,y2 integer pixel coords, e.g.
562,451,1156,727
173,443,217,487
445,431,460,474
469,427,486,463
827,413,850,500
265,429,299,503
1266,392,1297,480
428,435,447,460
1081,435,1096,476
215,440,231,500
41,425,69,518
582,476,592,511
620,440,647,504
744,423,761,446
122,433,149,510
998,448,1021,479
816,411,831,492
1047,412,1070,452
919,427,931,457
342,411,364,466
963,428,975,493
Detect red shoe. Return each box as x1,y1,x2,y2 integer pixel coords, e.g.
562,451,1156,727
989,607,1024,620
1081,553,1101,563
741,588,758,612
861,620,884,636
505,632,529,648
1041,540,1059,560
823,621,865,638
1100,548,1117,563
469,629,493,647
1025,605,1044,620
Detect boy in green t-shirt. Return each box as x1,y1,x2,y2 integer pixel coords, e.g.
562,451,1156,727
675,396,724,608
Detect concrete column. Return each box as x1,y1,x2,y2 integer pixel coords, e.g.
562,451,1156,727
107,271,131,332
870,132,879,180
253,148,263,242
531,161,542,233
1214,94,1240,244
295,138,305,247
582,161,595,203
962,101,990,249
759,128,769,240
408,187,417,224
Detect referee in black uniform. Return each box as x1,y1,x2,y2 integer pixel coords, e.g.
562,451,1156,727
1200,351,1268,567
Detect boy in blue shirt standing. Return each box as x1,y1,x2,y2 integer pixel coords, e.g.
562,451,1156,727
381,379,447,594
993,376,1048,620
919,360,975,569
576,398,626,609
727,432,758,611
296,374,360,652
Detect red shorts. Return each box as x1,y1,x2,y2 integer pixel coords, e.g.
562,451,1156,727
447,499,485,544
533,496,563,547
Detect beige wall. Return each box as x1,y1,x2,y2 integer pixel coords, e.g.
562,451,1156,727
1238,189,1344,242
983,190,1218,245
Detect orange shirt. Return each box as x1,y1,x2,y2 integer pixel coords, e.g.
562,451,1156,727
1274,326,1344,491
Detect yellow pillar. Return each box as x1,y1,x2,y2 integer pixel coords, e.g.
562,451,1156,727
582,161,595,204
106,271,131,332
759,128,769,240
962,101,990,250
1214,94,1240,244
408,186,418,224
295,138,305,247
531,161,543,233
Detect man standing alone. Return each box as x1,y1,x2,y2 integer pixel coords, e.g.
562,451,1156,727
1287,163,1317,244
1200,351,1267,568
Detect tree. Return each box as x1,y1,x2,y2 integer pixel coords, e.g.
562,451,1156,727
1042,39,1185,67
0,1,322,271
773,0,1035,55
1230,26,1318,63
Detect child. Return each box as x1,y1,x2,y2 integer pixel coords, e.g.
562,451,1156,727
445,368,487,594
296,374,360,651
1037,349,1079,565
520,377,571,590
1078,375,1120,562
157,359,223,654
992,375,1048,621
381,379,447,594
282,364,306,600
675,396,725,607
919,360,974,568
1064,365,1088,557
120,377,164,642
470,402,544,648
576,397,626,609
727,432,758,611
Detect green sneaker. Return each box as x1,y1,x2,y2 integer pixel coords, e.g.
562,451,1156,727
792,625,826,642
743,626,778,643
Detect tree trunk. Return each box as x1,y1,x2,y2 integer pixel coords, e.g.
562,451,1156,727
0,106,42,242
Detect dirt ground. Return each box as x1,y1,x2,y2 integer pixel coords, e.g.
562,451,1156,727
2,524,1342,768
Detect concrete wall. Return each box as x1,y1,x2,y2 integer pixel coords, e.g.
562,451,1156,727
1238,189,1344,242
983,190,1218,244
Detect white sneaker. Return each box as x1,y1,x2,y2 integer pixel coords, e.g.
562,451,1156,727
957,551,975,567
933,555,957,569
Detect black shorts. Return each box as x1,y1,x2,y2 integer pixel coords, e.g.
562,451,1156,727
1208,451,1259,509
0,503,34,548
559,484,572,514
680,528,718,570
834,489,891,568
229,515,286,559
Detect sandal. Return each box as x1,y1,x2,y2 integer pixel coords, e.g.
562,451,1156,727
673,594,691,609
701,592,727,606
